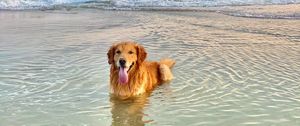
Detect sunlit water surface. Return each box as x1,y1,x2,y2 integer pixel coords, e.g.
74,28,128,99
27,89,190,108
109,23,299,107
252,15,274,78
0,10,300,126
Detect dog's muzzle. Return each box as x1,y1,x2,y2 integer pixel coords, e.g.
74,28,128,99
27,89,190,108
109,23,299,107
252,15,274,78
119,58,126,68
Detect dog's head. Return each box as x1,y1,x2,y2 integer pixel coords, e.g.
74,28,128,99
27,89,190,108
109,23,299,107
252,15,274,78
107,42,147,84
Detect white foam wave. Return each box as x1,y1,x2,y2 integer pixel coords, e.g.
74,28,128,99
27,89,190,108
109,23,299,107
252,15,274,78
0,0,92,9
0,0,299,9
112,0,299,7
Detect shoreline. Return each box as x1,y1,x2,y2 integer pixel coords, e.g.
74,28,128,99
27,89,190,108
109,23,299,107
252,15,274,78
1,4,299,19
104,4,300,19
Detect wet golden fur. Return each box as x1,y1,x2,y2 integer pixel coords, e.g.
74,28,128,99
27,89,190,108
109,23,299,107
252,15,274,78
107,41,175,97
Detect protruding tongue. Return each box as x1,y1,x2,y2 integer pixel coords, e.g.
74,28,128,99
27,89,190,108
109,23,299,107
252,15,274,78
119,67,128,84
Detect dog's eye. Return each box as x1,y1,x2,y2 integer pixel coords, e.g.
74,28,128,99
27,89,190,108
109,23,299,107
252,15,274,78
128,51,134,54
116,50,121,54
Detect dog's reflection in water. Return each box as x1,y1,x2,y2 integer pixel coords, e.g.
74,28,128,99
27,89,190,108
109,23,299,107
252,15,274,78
110,93,153,126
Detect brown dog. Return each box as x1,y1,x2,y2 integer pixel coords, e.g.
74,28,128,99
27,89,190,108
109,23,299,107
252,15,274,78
107,41,175,97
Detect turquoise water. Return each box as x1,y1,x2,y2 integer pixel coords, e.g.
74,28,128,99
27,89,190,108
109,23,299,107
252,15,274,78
0,9,300,126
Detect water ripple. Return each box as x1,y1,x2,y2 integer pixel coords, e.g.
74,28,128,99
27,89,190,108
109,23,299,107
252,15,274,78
1,10,300,126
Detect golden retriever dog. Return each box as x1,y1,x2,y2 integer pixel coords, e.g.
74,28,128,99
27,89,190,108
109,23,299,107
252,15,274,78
107,41,175,97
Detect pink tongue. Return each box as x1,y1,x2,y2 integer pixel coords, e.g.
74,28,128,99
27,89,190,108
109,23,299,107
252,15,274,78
119,67,128,84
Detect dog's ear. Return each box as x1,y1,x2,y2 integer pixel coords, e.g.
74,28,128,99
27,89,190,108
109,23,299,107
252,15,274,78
107,45,116,64
136,44,147,64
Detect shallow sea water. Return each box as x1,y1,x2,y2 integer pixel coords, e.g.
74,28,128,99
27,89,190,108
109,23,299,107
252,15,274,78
0,9,300,126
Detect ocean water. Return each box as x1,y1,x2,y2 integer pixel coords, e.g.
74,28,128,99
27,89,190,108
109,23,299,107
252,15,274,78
0,0,299,9
0,8,300,126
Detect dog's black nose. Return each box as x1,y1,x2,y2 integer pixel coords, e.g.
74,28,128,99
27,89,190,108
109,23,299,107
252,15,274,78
119,59,126,67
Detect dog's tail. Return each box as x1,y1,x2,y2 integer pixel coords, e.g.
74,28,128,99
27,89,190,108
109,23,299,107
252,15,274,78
159,58,175,69
159,58,175,82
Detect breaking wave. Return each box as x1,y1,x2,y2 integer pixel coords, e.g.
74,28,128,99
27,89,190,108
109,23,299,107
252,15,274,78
0,0,299,10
